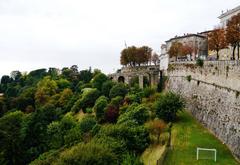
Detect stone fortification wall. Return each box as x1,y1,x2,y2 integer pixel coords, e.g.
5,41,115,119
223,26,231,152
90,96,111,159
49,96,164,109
167,61,240,160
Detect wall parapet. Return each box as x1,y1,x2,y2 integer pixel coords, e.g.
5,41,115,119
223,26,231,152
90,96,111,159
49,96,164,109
168,60,240,91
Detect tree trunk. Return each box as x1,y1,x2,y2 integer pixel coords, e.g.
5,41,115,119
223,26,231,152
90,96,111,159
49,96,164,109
232,46,236,60
217,50,219,60
238,43,240,60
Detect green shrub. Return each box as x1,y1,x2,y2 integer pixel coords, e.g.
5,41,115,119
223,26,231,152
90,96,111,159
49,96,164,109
124,94,141,104
117,104,150,125
110,96,123,108
157,76,167,92
47,114,77,149
91,73,109,91
0,111,25,165
122,153,143,165
64,127,83,146
71,88,100,113
129,84,143,95
58,142,118,165
79,115,97,133
94,96,108,122
29,149,62,165
98,124,150,153
101,80,114,97
56,79,71,90
129,76,139,87
155,92,185,122
143,87,156,98
85,108,93,114
186,75,192,82
109,83,128,98
92,136,127,161
196,58,204,67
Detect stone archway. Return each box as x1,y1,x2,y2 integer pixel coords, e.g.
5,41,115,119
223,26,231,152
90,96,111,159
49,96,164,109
118,76,125,83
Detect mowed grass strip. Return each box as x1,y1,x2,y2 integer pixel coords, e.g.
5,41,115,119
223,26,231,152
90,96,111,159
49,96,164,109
141,144,166,165
164,111,239,165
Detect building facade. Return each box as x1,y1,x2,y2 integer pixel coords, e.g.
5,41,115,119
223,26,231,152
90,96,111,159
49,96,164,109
218,5,240,28
217,5,240,60
165,34,208,61
159,44,168,70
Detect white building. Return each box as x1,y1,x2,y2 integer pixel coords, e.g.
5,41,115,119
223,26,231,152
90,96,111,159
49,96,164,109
218,5,240,27
165,34,208,61
159,44,169,70
217,5,240,60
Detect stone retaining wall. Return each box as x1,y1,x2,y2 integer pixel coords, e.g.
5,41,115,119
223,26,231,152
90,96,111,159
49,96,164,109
167,62,240,160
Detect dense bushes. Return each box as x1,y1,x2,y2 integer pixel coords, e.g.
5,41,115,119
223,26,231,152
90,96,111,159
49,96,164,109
109,83,128,98
94,96,108,122
196,58,204,67
98,124,150,153
92,73,109,91
101,80,114,97
79,115,97,133
0,111,25,165
117,104,150,125
58,142,118,165
0,65,186,165
155,92,185,122
71,88,100,113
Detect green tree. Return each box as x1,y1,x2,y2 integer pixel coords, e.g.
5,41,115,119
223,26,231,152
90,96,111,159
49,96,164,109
35,76,58,106
47,114,77,149
109,83,128,98
79,115,97,133
99,124,150,153
56,79,71,90
101,80,114,97
58,88,73,108
117,104,150,125
1,75,12,84
79,69,93,83
21,104,60,163
0,111,25,165
58,142,118,165
71,88,100,113
10,71,22,82
155,92,185,122
11,87,36,111
91,73,109,91
94,96,108,122
48,67,59,79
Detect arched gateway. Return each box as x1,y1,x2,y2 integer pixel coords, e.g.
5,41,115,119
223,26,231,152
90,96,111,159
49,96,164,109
109,65,160,88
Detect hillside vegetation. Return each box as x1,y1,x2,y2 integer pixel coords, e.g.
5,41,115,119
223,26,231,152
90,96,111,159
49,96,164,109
0,66,237,165
0,66,184,165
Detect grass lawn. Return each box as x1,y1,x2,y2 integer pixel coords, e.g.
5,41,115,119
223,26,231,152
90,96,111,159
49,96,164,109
141,144,166,165
164,111,239,165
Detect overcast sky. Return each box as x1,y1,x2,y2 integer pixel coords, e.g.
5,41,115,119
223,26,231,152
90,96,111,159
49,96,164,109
0,0,239,76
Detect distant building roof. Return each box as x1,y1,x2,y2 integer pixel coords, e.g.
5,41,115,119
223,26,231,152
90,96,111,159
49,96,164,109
165,33,206,43
218,5,240,19
199,30,214,35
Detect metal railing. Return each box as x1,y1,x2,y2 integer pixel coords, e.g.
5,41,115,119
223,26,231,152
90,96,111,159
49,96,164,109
170,60,240,66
